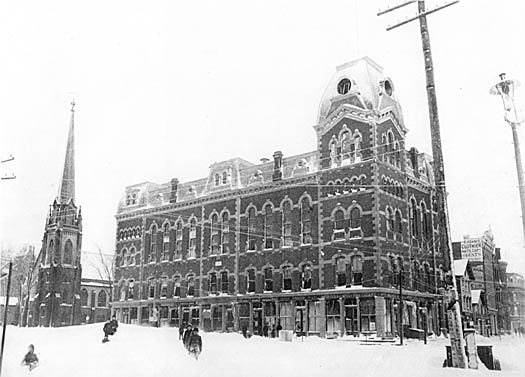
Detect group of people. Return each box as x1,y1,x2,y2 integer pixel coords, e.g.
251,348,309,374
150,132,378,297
262,322,282,338
179,323,202,360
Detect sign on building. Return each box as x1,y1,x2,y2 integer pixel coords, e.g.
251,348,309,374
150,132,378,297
461,238,483,262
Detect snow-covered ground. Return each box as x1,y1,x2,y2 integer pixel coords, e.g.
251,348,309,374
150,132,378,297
2,324,524,377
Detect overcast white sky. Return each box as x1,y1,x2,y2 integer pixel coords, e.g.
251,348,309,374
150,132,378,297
1,0,525,273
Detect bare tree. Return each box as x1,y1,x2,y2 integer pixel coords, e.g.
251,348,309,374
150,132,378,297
88,245,114,303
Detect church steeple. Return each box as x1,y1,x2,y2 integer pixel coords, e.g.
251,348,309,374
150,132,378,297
57,100,76,204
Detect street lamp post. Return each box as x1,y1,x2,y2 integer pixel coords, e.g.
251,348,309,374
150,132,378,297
490,74,525,245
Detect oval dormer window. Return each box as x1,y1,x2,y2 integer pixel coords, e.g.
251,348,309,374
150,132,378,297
337,78,352,95
384,79,394,96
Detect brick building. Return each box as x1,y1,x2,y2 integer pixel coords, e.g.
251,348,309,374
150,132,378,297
507,272,525,333
112,57,447,338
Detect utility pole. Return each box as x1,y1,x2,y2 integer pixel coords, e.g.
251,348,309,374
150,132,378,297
378,0,466,368
0,262,13,376
398,267,404,345
490,74,525,245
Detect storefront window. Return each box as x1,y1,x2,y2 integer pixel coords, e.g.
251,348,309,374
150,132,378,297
279,302,293,330
308,301,322,334
326,299,341,335
360,298,376,332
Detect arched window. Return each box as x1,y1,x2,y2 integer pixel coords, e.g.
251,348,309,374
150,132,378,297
62,288,69,304
47,239,54,264
150,225,157,263
333,209,346,240
173,277,181,297
98,290,107,307
221,212,229,253
129,246,136,265
209,272,218,294
410,199,418,239
336,257,347,287
264,267,273,292
80,288,88,306
189,218,197,258
282,201,293,247
120,249,127,267
354,132,362,162
129,280,135,299
351,255,363,285
91,290,96,307
247,208,256,251
211,214,220,254
162,223,170,261
395,210,403,234
394,142,401,167
160,277,168,298
222,171,228,185
329,138,338,167
63,239,73,265
214,174,220,187
302,265,312,290
421,202,429,242
387,132,394,164
246,269,256,293
282,266,292,291
300,198,312,245
175,221,183,259
187,275,195,297
349,207,362,238
263,205,273,249
220,271,229,293
386,207,394,233
341,131,351,158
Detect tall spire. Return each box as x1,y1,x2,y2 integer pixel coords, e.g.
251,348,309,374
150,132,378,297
57,100,76,204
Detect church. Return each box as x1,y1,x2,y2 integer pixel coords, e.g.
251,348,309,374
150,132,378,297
26,102,111,327
112,57,447,338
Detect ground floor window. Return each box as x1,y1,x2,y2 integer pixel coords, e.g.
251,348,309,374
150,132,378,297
141,307,149,324
171,307,179,326
264,302,276,331
160,306,169,320
213,306,222,331
130,307,138,321
295,301,307,335
191,307,200,327
239,303,250,333
326,299,341,335
360,298,376,332
279,302,293,330
308,301,322,334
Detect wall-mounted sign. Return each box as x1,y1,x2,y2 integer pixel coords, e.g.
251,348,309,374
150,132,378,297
461,238,483,262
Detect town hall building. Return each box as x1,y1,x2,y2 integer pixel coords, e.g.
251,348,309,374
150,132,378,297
112,57,448,338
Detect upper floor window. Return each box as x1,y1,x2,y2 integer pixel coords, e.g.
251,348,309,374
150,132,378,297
336,257,347,287
300,198,312,245
129,280,135,299
333,209,346,240
80,289,88,306
210,272,218,294
120,249,127,267
247,208,257,251
148,279,155,299
410,199,419,239
211,214,220,255
150,225,157,263
189,219,197,258
173,277,181,297
175,222,183,259
162,223,170,261
351,255,363,285
302,265,312,290
349,207,361,231
395,210,402,234
214,174,220,187
160,277,168,298
282,202,293,247
221,213,229,253
187,275,195,297
222,171,228,185
246,269,256,293
386,207,394,233
282,266,292,291
221,271,229,293
263,205,273,249
264,267,273,292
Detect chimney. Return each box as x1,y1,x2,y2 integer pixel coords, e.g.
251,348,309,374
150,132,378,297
170,178,179,203
272,151,283,181
260,158,270,164
409,147,419,175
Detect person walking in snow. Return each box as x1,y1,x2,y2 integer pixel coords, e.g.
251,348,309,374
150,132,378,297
183,325,193,349
188,328,202,360
21,344,39,371
109,315,119,335
103,320,113,343
179,322,187,340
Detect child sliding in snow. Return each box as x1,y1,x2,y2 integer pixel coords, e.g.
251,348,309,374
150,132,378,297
21,344,39,371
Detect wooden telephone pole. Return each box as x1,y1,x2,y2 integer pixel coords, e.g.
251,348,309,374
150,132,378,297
378,0,466,368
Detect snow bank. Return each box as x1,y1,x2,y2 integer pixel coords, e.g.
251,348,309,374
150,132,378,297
2,324,524,377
